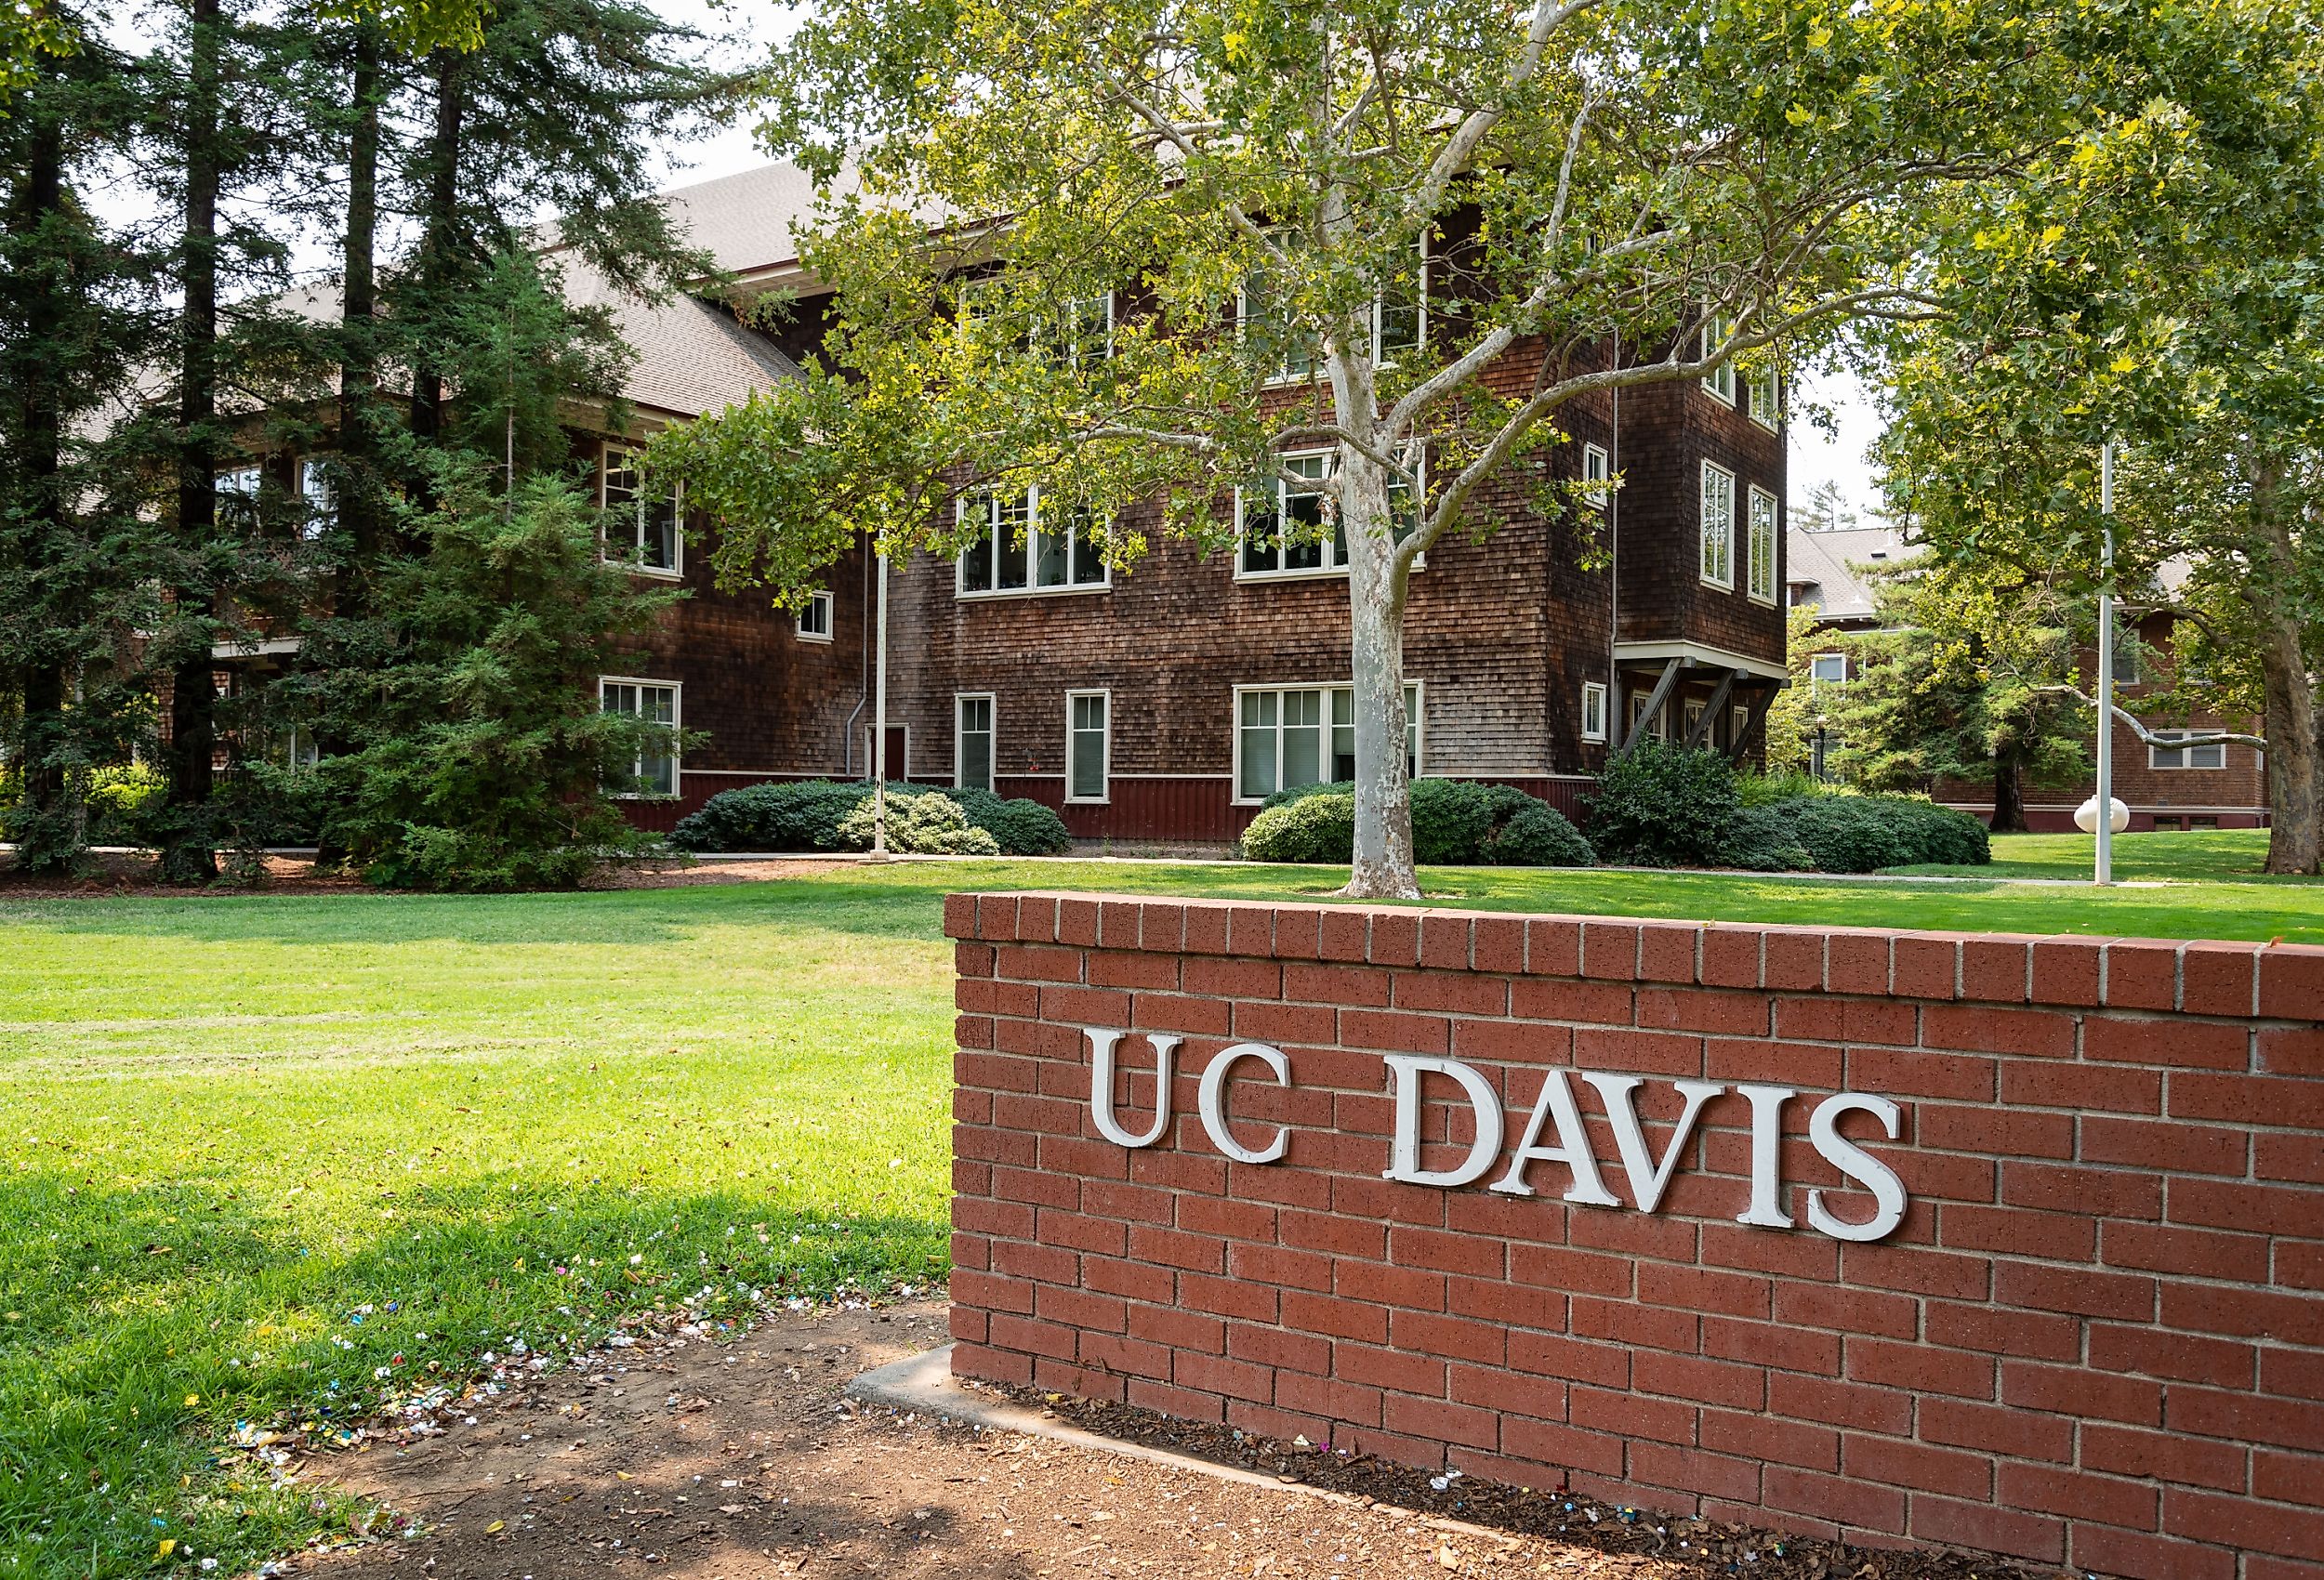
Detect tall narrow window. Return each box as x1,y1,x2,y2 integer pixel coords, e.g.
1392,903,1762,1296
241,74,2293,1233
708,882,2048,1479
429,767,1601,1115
1748,371,1780,429
602,445,680,575
1580,681,1607,743
1581,442,1611,509
1747,485,1778,604
601,678,680,797
1060,293,1113,366
1700,461,1736,589
1067,691,1109,802
1700,315,1736,405
957,693,995,793
297,456,336,540
217,465,262,528
797,590,833,641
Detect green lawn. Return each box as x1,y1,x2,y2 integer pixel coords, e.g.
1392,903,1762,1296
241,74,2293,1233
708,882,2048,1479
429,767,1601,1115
1890,827,2309,884
0,838,2314,1575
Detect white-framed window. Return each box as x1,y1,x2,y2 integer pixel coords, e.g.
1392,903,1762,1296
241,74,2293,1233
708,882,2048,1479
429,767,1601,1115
957,486,1109,597
1811,652,1847,687
1629,691,1667,743
796,590,834,642
1582,442,1611,509
1700,461,1736,589
2112,632,2144,685
1682,699,1706,743
601,444,680,576
1731,704,1750,748
1240,232,1425,384
1580,680,1608,744
2149,730,2226,770
1747,485,1779,605
217,465,262,527
1700,314,1737,405
957,693,995,793
1234,682,1421,802
1066,691,1110,803
1235,449,1419,580
1748,370,1780,430
297,456,336,540
600,677,680,797
285,726,319,771
1062,292,1113,366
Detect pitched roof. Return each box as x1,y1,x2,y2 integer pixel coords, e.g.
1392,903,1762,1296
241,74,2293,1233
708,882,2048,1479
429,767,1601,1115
553,259,800,419
1786,523,1917,623
658,160,834,276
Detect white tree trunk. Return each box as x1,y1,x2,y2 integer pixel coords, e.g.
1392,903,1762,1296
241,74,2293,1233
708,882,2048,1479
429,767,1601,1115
1339,443,1419,898
2244,458,2320,876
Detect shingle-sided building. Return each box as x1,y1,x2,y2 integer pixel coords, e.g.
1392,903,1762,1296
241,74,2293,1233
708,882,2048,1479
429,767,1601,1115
586,162,1792,842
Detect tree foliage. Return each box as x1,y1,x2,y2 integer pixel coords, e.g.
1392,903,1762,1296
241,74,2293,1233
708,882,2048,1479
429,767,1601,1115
651,0,2088,896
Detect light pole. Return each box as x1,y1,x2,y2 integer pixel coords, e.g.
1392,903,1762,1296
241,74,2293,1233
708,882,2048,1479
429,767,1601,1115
2094,442,2115,886
870,539,891,859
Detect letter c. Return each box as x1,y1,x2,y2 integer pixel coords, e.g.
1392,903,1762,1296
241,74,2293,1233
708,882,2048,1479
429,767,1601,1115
1197,1042,1292,1164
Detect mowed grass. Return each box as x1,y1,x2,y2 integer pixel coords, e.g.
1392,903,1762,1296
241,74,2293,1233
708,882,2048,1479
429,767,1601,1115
0,835,2314,1575
1888,827,2312,885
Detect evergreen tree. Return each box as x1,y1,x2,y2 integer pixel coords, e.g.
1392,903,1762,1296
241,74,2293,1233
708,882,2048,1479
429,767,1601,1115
0,27,169,873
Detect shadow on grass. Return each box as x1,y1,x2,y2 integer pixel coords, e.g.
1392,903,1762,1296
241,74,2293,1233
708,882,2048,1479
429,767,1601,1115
0,1169,945,1578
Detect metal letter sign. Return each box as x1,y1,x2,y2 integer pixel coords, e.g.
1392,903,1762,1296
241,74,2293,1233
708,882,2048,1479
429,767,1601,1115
1079,1028,1908,1244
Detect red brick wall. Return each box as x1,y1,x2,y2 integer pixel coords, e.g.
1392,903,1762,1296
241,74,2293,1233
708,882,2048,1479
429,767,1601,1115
944,893,2324,1578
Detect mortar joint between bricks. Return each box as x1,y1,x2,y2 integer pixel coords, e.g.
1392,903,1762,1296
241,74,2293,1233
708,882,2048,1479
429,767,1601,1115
2172,942,2186,1014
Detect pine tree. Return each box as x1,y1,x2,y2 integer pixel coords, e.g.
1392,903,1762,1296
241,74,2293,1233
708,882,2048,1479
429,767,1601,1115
0,26,169,874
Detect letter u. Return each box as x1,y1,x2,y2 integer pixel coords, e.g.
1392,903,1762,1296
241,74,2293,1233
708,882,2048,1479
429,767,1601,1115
1086,1027,1179,1148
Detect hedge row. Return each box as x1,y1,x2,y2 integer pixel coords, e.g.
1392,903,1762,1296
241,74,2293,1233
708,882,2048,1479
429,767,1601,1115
669,781,1071,856
1243,780,1596,867
1583,742,1989,873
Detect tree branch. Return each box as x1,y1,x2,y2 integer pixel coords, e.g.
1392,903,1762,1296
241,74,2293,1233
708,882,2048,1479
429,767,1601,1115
2034,683,2266,750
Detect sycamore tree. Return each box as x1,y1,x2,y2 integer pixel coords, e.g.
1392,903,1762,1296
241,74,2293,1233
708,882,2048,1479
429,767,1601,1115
650,0,2081,897
1878,0,2324,871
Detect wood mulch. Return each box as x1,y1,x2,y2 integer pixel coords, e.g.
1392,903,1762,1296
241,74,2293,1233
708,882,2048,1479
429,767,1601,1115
279,1297,2063,1580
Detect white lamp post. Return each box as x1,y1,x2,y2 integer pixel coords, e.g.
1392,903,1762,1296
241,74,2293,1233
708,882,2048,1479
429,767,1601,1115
2093,441,2116,886
870,538,891,860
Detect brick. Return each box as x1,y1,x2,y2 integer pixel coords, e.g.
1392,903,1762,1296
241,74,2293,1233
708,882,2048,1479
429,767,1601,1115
1842,1433,1989,1499
1367,909,1420,967
1635,986,1769,1034
2002,1360,2160,1426
1921,1003,2076,1058
1699,927,1760,988
1522,916,1581,976
1418,912,1472,970
1890,934,1960,999
1334,1341,1446,1398
1700,1406,1838,1471
1383,1391,1499,1450
2080,1422,2248,1492
1633,1349,1765,1410
1472,915,1525,974
1508,1329,1630,1389
1958,935,2034,1002
1500,1417,1626,1477
1760,927,1825,990
2087,1014,2249,1069
2083,1113,2247,1175
1392,970,1508,1015
1908,1496,2064,1564
1274,1367,1383,1428
2259,1024,2324,1076
1630,1441,1763,1503
2000,1159,2159,1220
1847,1336,1994,1401
2168,1175,2320,1236
2170,1069,2324,1128
1918,1397,2071,1462
1579,920,1640,980
1921,1300,2078,1362
2165,1486,2324,1561
2029,935,2105,1007
1136,901,1186,954
1768,1371,1913,1436
1938,1204,2094,1262
1762,1466,1906,1534
1636,921,1699,983
2100,1220,2270,1283
2163,1282,2324,1348
1570,1383,1696,1446
2070,1527,2237,1580
1824,932,1891,995
2180,940,2258,1016
2254,1447,2324,1508
1271,905,1323,960
2103,938,2182,1011
2001,1057,2161,1113
1993,1259,2155,1322
943,891,980,940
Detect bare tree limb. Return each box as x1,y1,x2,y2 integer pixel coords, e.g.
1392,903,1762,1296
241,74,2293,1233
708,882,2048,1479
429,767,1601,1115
2034,682,2266,750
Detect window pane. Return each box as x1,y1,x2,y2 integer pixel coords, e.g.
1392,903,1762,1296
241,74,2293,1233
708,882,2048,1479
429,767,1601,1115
1070,511,1106,584
1330,689,1354,781
997,492,1031,589
1405,682,1420,774
1035,524,1070,586
959,698,993,792
1283,487,1326,571
2194,742,2225,769
1283,690,1323,788
1240,691,1278,798
960,496,995,590
1069,695,1106,798
644,489,679,571
1241,498,1279,574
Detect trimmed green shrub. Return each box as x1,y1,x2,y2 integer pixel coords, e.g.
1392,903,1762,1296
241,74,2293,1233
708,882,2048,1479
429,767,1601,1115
670,779,867,851
1727,804,1816,872
836,791,1001,854
1769,794,1989,873
944,787,1074,855
1240,793,1356,862
672,779,1069,856
1242,778,1591,866
1483,800,1596,867
1584,742,1749,867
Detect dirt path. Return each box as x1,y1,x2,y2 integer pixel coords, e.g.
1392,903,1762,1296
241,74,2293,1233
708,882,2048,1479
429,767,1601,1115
286,1300,2032,1580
